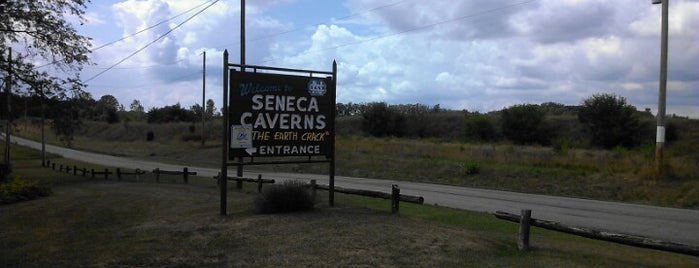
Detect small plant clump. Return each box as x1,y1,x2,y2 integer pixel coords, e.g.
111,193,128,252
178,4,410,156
462,161,481,175
0,176,52,205
254,180,315,214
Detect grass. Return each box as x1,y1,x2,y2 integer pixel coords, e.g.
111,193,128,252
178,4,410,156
9,118,699,208
1,143,698,266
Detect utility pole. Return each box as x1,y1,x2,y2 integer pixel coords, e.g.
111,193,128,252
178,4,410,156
653,0,669,175
201,51,206,146
3,48,11,167
237,0,246,183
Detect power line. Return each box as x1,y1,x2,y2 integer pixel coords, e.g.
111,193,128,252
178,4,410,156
91,0,214,52
33,0,214,70
84,0,220,83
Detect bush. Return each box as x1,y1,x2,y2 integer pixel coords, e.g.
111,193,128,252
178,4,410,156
462,161,481,175
0,177,52,205
254,180,315,214
464,113,497,142
500,104,552,145
579,93,645,149
362,102,405,137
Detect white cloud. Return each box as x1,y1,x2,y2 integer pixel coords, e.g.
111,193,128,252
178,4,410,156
78,0,699,118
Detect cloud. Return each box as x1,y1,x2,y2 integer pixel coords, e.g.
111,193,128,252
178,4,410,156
80,0,699,118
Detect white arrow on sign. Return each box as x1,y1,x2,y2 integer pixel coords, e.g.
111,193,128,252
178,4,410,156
245,147,257,156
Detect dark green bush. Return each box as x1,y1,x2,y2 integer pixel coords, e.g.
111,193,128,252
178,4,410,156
362,102,405,137
0,177,52,205
464,113,497,142
501,104,552,145
578,93,646,149
254,180,315,214
462,161,481,175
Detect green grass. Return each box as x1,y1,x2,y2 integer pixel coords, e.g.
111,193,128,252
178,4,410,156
9,118,699,208
1,143,698,266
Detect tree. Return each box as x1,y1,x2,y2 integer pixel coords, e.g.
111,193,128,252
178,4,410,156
361,102,405,137
578,93,645,149
130,99,144,113
205,99,217,118
147,103,197,123
128,99,145,121
1,0,91,99
500,104,551,145
95,94,119,123
464,113,497,142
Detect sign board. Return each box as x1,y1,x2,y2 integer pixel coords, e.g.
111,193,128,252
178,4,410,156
228,70,334,159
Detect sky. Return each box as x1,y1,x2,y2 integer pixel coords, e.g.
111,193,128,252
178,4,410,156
74,0,698,118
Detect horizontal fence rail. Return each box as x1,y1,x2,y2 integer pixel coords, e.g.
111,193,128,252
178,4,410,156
494,210,699,257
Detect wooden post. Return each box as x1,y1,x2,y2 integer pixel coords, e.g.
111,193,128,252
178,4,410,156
59,164,63,172
518,209,532,251
310,179,317,202
391,184,400,214
183,167,189,184
155,168,160,182
73,165,77,176
104,168,109,180
236,171,243,189
46,160,50,167
51,162,55,170
257,174,262,193
91,168,95,179
116,168,122,181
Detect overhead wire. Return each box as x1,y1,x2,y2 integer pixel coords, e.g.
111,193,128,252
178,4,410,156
33,0,214,71
83,0,220,83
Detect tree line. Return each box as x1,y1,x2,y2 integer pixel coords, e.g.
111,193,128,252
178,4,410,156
350,94,678,150
2,91,681,150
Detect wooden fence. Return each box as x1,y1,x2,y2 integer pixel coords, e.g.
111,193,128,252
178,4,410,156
44,159,425,214
312,180,424,214
495,210,699,257
44,160,195,184
153,168,196,184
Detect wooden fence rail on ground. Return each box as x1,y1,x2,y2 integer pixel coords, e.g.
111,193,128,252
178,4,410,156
314,182,424,214
214,174,275,193
91,168,112,180
494,210,699,257
153,167,196,184
116,168,146,181
314,184,424,205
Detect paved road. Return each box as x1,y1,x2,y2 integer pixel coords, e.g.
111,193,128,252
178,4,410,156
6,135,699,246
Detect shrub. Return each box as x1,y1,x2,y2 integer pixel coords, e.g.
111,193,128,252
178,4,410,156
464,113,497,142
362,102,405,137
254,180,315,214
462,161,481,175
500,104,552,145
578,93,645,149
0,177,52,205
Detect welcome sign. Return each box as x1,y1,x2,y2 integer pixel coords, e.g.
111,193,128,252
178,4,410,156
228,70,335,159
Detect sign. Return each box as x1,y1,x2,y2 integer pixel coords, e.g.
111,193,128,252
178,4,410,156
229,70,334,158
